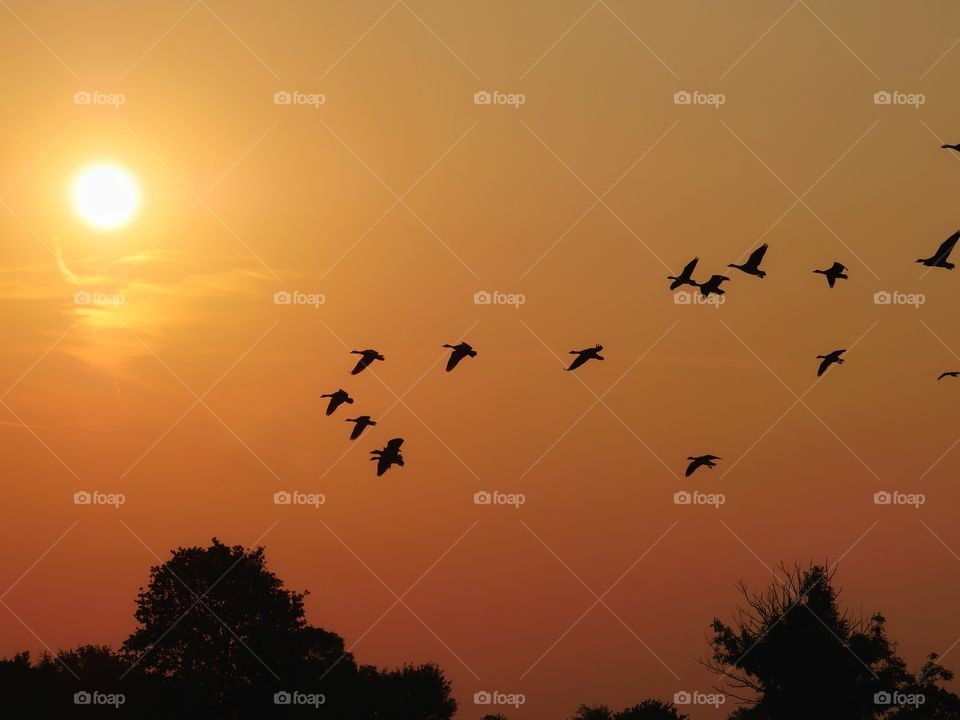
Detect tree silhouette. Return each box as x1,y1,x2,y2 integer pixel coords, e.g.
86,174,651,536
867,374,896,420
569,701,688,719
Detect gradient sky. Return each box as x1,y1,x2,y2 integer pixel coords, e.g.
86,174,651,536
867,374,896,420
3,1,960,717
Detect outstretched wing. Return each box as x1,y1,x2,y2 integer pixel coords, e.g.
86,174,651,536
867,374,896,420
935,231,960,262
446,349,464,372
566,353,588,371
817,357,832,377
680,257,699,278
325,397,339,415
377,455,390,476
747,244,768,267
386,438,404,452
826,274,837,288
351,355,372,375
684,459,700,477
349,422,365,440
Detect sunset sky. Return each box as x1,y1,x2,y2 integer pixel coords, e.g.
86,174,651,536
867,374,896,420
3,1,960,717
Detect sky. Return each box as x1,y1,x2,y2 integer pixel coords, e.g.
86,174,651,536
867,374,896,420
3,1,960,717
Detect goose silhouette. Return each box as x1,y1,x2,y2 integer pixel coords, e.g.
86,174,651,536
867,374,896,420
817,349,846,377
942,143,960,152
938,371,960,381
345,415,376,440
729,243,768,278
442,342,477,372
320,389,353,415
350,349,384,375
668,257,700,290
698,275,730,297
917,231,959,270
685,455,721,477
814,262,848,288
566,345,604,371
370,438,404,476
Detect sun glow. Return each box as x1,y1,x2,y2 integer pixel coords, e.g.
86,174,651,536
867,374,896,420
72,164,140,230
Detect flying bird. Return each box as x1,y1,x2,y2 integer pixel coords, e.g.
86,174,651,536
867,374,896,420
698,275,730,297
442,342,477,372
370,438,404,476
942,143,960,152
685,455,721,477
813,262,848,288
320,389,354,415
345,415,377,440
668,257,700,290
917,231,959,270
566,344,604,371
938,371,960,381
350,349,384,375
816,349,846,377
728,243,768,278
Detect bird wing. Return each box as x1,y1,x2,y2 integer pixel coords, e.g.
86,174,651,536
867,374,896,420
681,257,699,277
826,274,837,288
684,459,700,477
386,438,404,452
817,357,832,376
829,262,845,273
377,455,390,476
446,350,464,372
351,356,372,375
747,244,768,267
566,353,588,371
349,422,364,440
935,231,960,261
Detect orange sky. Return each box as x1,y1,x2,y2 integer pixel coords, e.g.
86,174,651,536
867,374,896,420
3,1,960,717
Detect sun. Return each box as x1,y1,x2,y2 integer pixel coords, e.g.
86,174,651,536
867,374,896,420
72,163,140,230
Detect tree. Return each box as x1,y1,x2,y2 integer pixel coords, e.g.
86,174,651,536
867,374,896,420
569,701,688,719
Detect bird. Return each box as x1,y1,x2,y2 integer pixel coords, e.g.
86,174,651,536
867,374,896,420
370,438,404,476
667,257,700,290
320,389,353,415
938,371,960,381
816,349,846,377
697,275,730,297
685,455,721,477
442,342,477,372
350,349,384,375
813,262,848,288
942,143,960,152
728,243,768,278
917,231,959,270
345,415,377,440
566,344,604,371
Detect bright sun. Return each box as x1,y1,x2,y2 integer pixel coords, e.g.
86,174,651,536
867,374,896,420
72,164,140,230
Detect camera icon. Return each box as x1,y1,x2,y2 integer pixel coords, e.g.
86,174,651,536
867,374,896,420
273,290,292,305
473,691,492,705
73,91,92,105
673,491,692,505
74,491,92,505
274,491,292,505
673,291,691,305
273,91,292,105
874,691,892,705
673,90,692,105
873,291,891,305
673,691,692,705
874,91,892,105
74,691,92,705
473,91,492,105
473,291,492,305
74,291,92,305
274,691,292,705
874,491,892,505
473,491,492,505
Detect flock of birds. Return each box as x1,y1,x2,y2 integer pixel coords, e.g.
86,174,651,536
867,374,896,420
322,221,960,479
